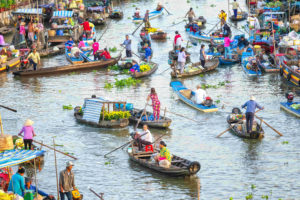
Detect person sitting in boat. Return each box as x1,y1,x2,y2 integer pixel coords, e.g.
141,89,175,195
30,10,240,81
99,48,111,61
134,124,153,151
71,46,83,58
285,92,294,104
237,36,249,52
156,3,163,11
134,7,141,18
129,61,140,73
141,30,151,47
192,85,207,104
248,56,261,74
222,22,231,37
78,37,85,50
65,37,74,50
242,96,264,133
8,167,25,197
144,44,152,63
24,177,55,199
154,141,171,168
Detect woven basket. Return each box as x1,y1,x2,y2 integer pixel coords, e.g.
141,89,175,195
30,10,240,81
0,135,14,151
180,89,192,99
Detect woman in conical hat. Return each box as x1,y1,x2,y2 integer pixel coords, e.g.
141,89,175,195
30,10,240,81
18,119,36,150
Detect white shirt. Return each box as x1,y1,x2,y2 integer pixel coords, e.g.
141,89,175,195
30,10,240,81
177,51,186,62
194,88,207,104
71,47,82,57
176,37,183,46
140,129,153,143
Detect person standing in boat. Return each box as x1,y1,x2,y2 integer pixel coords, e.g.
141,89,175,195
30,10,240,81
224,35,234,60
177,47,188,74
27,49,40,71
92,39,99,61
122,35,132,57
81,18,91,38
135,124,153,151
144,10,151,29
147,88,161,121
154,141,171,168
174,31,183,50
185,8,196,24
200,44,206,69
242,96,264,133
59,161,76,200
218,10,227,26
18,119,36,150
231,0,239,19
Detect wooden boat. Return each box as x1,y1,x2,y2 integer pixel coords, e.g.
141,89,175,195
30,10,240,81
0,57,20,73
219,57,239,65
258,61,279,73
13,54,121,77
132,8,164,23
279,59,300,87
227,112,264,139
0,27,14,35
186,30,224,44
39,45,65,58
109,10,124,19
127,146,200,176
150,32,167,40
170,81,218,113
131,61,158,78
65,48,84,64
170,58,219,78
280,102,300,118
129,108,172,129
229,11,248,22
241,52,262,76
74,98,130,128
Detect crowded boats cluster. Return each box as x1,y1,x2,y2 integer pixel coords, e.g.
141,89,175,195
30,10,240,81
0,0,299,199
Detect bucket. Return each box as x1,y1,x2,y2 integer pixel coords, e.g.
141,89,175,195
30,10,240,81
56,29,64,36
48,30,56,37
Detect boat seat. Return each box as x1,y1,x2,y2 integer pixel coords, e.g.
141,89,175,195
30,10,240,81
171,160,184,164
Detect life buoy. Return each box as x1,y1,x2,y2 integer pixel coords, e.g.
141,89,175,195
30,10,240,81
188,161,201,174
280,67,283,76
287,72,292,81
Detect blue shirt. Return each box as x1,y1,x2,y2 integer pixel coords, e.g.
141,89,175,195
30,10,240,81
130,64,140,72
24,185,49,197
8,173,25,196
145,47,152,58
65,40,74,47
242,100,263,113
123,39,131,50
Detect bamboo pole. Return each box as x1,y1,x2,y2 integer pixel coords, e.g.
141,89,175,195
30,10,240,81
33,158,38,196
0,113,4,136
53,138,60,200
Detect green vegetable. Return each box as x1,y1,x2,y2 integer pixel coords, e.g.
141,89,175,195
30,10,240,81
62,105,73,110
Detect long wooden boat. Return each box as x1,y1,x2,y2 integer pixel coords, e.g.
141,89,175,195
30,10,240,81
229,11,248,22
132,8,164,23
226,115,264,139
170,81,218,113
186,29,224,45
170,58,219,78
66,48,84,64
0,57,20,73
279,60,300,87
131,61,158,78
127,146,200,176
280,102,300,118
129,108,172,129
13,54,121,77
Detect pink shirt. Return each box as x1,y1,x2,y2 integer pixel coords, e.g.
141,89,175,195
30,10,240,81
19,26,25,35
78,41,85,49
19,126,35,139
92,42,99,55
224,37,233,47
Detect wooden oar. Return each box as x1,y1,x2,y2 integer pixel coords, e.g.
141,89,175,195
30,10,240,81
166,110,203,124
216,109,262,138
163,6,172,15
254,115,283,136
0,105,17,112
89,188,104,200
31,138,77,160
132,22,143,35
206,21,220,35
168,19,186,27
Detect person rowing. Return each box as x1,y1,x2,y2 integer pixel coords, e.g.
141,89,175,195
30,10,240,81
185,7,196,24
156,3,163,11
134,124,153,151
130,60,140,73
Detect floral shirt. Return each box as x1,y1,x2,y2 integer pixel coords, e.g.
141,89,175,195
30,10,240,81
160,147,171,162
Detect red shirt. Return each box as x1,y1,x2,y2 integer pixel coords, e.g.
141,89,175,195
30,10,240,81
81,21,91,31
100,51,111,59
174,34,181,45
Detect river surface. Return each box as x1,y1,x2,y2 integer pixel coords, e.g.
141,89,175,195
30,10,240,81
1,0,300,199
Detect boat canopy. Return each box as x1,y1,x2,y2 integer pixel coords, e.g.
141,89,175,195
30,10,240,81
52,10,73,18
0,149,45,168
12,8,43,15
82,97,107,123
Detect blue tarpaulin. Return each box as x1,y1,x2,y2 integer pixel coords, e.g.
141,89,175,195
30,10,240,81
13,8,42,15
52,10,73,18
0,149,45,168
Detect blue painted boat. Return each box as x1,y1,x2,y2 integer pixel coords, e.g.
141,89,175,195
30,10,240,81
170,81,218,113
132,8,164,23
186,29,224,45
219,57,239,65
241,52,262,76
65,48,84,64
80,49,96,62
280,102,300,118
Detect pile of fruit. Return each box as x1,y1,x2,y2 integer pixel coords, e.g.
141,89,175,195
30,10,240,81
265,1,282,8
140,63,151,72
101,111,131,121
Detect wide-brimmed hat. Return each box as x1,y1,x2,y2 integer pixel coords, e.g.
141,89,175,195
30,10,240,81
66,161,74,167
250,96,256,101
24,119,34,126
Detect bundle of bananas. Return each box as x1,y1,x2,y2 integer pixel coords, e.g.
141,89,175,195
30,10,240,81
146,27,158,33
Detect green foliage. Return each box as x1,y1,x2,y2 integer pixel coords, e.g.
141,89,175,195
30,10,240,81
261,195,269,199
282,141,289,144
251,184,256,190
92,70,97,73
114,77,141,88
210,4,216,7
108,65,120,71
69,72,77,75
215,100,221,104
101,110,131,121
63,105,73,110
245,193,253,200
105,161,111,165
201,81,227,89
109,47,117,53
104,81,113,90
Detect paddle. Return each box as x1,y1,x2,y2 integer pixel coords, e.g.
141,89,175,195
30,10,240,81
163,6,172,15
216,109,262,138
89,188,104,200
227,22,246,34
132,22,144,35
0,105,17,112
206,21,220,35
168,19,186,27
254,115,283,136
119,44,141,59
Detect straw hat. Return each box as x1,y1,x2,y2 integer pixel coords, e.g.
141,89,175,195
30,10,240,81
20,22,25,26
24,119,34,126
250,96,256,101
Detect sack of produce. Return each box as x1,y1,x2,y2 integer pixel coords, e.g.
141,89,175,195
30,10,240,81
180,89,192,99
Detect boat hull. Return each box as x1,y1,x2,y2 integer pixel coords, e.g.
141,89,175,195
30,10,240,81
280,102,300,118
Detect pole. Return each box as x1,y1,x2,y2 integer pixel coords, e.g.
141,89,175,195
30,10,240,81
33,158,38,196
228,0,230,17
53,138,60,200
89,188,104,200
271,22,276,57
37,0,39,48
0,113,4,136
